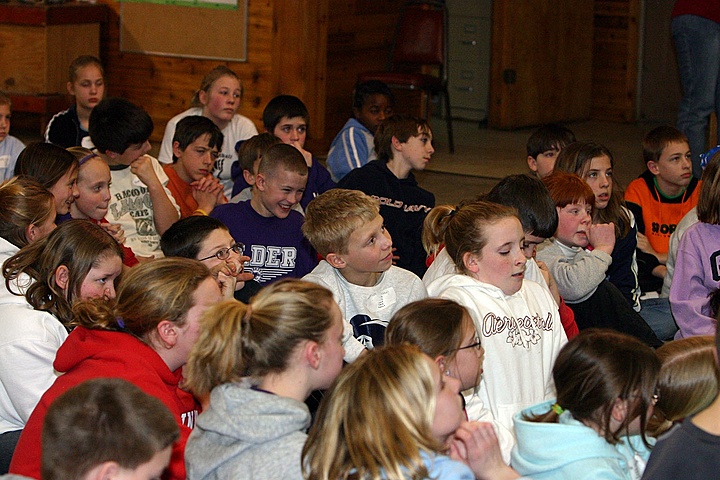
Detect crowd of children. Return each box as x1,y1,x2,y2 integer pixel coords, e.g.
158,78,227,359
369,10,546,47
1,55,720,480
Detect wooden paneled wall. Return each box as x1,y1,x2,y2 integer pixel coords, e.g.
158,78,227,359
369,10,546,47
95,0,400,154
591,0,640,122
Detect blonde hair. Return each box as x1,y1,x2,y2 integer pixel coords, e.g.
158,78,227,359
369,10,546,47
423,201,517,275
190,65,240,107
184,279,336,397
4,220,123,327
303,344,442,480
303,189,380,256
71,257,210,339
0,177,55,248
649,336,720,436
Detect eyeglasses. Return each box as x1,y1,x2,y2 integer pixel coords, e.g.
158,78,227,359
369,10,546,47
450,335,482,352
198,243,244,262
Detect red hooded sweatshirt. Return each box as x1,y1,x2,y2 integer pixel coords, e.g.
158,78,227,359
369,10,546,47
9,326,199,479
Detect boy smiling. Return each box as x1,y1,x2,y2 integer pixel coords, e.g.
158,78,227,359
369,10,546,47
211,143,317,284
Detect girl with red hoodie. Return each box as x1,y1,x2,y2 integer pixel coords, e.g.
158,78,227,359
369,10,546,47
9,257,222,480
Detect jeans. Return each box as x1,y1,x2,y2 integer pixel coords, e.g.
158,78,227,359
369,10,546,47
639,296,678,342
672,14,720,179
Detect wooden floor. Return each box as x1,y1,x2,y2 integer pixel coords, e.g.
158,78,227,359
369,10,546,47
416,118,666,205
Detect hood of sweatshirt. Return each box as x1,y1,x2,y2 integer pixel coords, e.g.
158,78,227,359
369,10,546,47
53,327,180,389
186,380,311,478
426,272,512,300
512,400,652,478
0,237,32,307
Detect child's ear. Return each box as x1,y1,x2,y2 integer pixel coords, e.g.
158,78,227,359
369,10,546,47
325,253,346,269
89,460,121,480
172,141,184,159
198,89,209,106
527,155,538,172
435,355,448,373
305,340,322,369
54,265,70,292
647,160,660,176
242,169,256,186
391,136,404,151
255,173,267,192
352,106,361,119
25,223,41,243
155,320,178,348
66,81,75,96
462,252,481,274
611,397,628,423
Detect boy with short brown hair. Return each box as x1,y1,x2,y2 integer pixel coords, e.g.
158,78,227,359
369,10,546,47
625,125,700,294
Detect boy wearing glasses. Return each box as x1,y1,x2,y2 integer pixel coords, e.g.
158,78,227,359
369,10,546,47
160,215,260,303
163,115,227,218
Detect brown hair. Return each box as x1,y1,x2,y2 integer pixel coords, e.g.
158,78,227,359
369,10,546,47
696,147,720,224
42,378,178,480
71,257,210,341
554,141,630,237
184,279,337,397
642,126,688,164
423,201,518,275
3,220,123,327
257,143,307,179
302,188,380,256
649,336,720,436
0,177,55,248
374,114,431,163
14,142,78,190
68,55,104,83
236,133,281,173
528,329,659,447
386,298,470,362
0,91,11,108
190,65,240,107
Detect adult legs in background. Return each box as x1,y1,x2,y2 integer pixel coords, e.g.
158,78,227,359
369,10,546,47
673,14,720,178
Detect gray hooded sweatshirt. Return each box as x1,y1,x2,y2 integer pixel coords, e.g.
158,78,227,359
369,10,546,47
185,379,311,480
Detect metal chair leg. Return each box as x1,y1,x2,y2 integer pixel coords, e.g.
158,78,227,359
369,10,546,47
443,87,454,154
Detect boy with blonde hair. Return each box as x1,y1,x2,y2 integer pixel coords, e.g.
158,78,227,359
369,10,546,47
625,125,700,295
303,188,427,360
0,92,25,181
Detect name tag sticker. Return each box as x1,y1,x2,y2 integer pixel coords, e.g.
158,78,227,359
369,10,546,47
366,287,397,312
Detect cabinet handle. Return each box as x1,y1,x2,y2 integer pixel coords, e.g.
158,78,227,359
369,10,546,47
460,40,477,46
454,86,474,92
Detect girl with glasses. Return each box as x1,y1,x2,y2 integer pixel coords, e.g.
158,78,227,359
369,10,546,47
387,299,516,462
